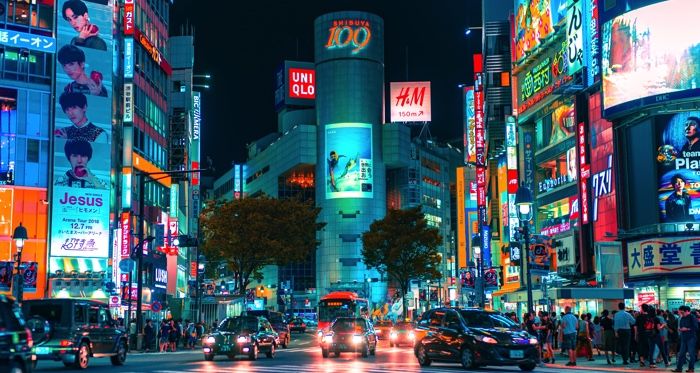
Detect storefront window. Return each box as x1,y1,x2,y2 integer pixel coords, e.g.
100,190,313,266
536,101,576,149
537,197,572,236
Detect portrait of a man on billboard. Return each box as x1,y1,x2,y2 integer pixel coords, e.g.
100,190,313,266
325,123,373,199
61,0,108,51
658,112,700,222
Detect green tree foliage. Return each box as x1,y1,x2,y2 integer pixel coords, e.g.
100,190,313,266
361,206,442,319
199,196,325,295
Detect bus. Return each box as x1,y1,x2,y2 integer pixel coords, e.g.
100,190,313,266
317,291,369,331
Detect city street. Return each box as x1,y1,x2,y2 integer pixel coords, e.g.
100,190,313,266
32,330,658,373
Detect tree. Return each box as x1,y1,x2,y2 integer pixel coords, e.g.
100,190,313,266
199,196,325,295
361,206,442,319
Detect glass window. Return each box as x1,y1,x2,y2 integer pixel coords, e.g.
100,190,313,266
74,304,86,324
429,311,444,327
98,307,110,326
444,311,460,329
26,138,39,162
88,305,99,325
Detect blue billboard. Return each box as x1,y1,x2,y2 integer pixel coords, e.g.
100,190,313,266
50,0,113,259
325,123,373,199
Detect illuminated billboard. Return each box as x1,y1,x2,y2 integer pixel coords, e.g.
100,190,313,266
274,61,316,110
324,123,373,199
315,12,384,64
464,86,475,164
389,82,432,123
50,0,113,259
602,0,700,115
657,112,700,222
513,0,567,62
589,93,618,241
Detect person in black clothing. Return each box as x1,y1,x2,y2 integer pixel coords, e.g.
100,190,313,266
672,306,698,373
666,174,692,222
601,310,616,364
681,117,700,153
61,0,108,51
143,319,155,352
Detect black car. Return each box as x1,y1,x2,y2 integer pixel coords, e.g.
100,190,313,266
414,308,538,371
23,299,128,369
266,312,290,348
288,318,306,333
0,295,34,373
202,316,278,361
319,317,377,358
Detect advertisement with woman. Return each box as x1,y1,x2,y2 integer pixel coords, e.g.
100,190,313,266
50,0,113,259
325,123,373,199
657,112,700,222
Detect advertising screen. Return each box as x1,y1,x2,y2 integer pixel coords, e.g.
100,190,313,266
513,0,567,62
464,86,475,164
50,0,113,258
389,81,432,123
657,112,700,222
589,93,618,241
601,0,700,115
324,123,373,199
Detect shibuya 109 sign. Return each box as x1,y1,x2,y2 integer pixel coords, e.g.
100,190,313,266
325,19,371,54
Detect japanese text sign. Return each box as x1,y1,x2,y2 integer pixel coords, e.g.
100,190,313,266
0,29,56,53
627,236,700,278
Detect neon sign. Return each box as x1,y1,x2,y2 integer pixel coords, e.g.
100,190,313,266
123,0,134,35
517,40,574,114
325,19,371,54
134,28,172,75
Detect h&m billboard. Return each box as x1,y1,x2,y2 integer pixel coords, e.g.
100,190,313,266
50,0,113,259
324,123,373,199
389,82,432,123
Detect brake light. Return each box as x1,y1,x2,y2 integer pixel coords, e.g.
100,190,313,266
60,340,73,347
25,328,33,348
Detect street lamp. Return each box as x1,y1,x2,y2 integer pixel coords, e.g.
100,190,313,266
12,223,28,303
515,185,534,313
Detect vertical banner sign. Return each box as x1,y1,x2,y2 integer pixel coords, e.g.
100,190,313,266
566,0,584,75
123,38,134,79
325,123,373,199
586,0,600,85
506,116,519,241
482,225,491,267
51,0,113,259
120,212,130,258
123,83,133,122
123,0,134,35
523,131,536,199
169,184,178,218
578,122,590,224
190,92,202,236
112,228,120,284
464,87,475,164
456,168,467,269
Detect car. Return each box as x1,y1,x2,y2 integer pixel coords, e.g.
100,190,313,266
389,321,416,347
0,295,34,373
202,316,278,361
372,320,392,339
414,308,538,371
319,317,377,358
288,318,306,333
23,299,128,369
267,312,290,348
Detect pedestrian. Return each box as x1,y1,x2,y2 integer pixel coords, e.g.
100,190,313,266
671,305,698,373
577,314,593,361
129,319,137,352
144,319,155,352
601,310,616,364
613,302,635,365
168,320,178,352
541,313,556,364
159,320,170,352
561,306,579,366
667,310,679,358
593,316,603,356
551,312,560,351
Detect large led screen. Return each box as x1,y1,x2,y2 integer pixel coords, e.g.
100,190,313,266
325,123,373,199
657,112,700,222
513,0,567,62
50,0,113,258
602,0,700,114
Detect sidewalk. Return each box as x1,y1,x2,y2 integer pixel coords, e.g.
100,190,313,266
546,353,676,372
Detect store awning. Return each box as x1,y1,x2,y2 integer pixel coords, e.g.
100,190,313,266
553,287,634,300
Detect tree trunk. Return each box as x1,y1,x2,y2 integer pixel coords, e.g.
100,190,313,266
401,280,409,321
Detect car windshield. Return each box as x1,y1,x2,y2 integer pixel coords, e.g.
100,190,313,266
459,311,519,329
219,317,258,332
332,319,366,333
394,322,413,330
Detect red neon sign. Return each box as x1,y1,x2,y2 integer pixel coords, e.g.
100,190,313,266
325,19,371,54
123,2,134,35
288,68,315,99
134,28,172,75
121,212,130,258
578,122,590,224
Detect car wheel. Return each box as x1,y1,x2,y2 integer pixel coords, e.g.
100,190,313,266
9,361,23,373
110,340,127,366
322,348,329,358
416,344,431,367
370,345,376,356
460,347,476,369
519,363,537,371
266,343,276,358
361,343,369,358
334,351,340,357
74,342,90,369
204,353,215,361
248,344,258,361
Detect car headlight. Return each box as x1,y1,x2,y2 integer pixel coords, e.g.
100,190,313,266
408,331,415,340
322,335,334,344
529,337,538,345
390,331,397,339
205,336,216,344
237,336,250,344
476,335,498,344
352,335,363,344
376,329,382,333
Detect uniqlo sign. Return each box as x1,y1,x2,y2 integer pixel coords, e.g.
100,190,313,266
120,212,130,258
288,68,315,99
123,1,134,35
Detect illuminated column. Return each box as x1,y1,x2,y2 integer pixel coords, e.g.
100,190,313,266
314,12,386,303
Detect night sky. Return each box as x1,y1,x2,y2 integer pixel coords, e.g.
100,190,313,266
170,1,482,177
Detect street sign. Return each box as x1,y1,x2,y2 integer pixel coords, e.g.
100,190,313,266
119,259,134,272
109,296,121,307
151,301,162,312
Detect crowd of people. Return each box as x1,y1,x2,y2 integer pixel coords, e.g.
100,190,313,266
505,302,699,371
125,318,208,353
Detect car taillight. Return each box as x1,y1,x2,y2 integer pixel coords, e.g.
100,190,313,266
25,328,33,348
60,340,73,347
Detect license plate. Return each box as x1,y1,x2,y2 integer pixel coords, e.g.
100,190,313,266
35,347,51,355
510,350,524,358
220,345,230,352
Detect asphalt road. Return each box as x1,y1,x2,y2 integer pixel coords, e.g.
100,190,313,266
32,331,645,372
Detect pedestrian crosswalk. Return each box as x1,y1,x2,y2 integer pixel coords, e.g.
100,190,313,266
150,363,483,373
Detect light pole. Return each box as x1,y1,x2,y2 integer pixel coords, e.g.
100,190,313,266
12,223,28,303
515,185,534,313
